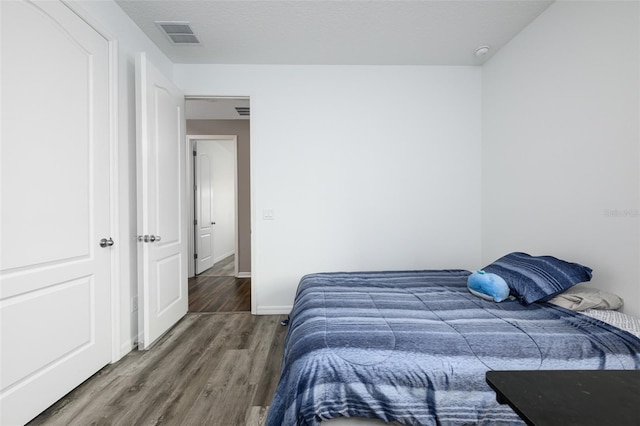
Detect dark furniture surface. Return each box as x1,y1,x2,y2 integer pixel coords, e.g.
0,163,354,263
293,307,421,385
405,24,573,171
486,370,640,426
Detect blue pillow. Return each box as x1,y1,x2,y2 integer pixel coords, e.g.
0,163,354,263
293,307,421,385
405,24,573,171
483,252,593,305
467,270,510,302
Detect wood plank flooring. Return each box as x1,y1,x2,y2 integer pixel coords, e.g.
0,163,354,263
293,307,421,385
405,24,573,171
199,255,236,277
189,256,251,313
28,313,288,426
189,276,251,312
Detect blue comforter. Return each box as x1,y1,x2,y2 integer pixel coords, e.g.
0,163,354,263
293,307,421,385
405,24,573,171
266,270,640,425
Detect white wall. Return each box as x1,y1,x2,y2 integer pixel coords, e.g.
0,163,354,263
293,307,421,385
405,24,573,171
482,1,640,315
69,0,174,357
174,65,483,313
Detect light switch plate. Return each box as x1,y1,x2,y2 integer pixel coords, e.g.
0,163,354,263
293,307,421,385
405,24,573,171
263,209,275,220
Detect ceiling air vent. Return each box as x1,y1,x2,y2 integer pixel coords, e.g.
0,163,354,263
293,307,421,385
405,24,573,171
156,21,200,45
235,107,250,117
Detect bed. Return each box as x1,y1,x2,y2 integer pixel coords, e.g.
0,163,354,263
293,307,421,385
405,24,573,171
265,266,640,426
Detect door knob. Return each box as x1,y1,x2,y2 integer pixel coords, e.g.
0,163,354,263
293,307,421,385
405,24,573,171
137,235,161,243
99,237,114,248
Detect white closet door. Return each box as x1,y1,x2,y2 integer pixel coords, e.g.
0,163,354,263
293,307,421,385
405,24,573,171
0,1,112,424
135,53,188,350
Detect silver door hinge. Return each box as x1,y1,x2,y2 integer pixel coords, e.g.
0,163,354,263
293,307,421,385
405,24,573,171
193,150,197,157
193,219,197,225
194,253,198,259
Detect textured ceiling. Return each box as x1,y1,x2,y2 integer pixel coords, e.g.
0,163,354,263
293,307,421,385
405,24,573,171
116,0,554,66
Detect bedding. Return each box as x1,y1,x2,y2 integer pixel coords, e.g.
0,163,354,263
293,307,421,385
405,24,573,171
581,308,640,338
548,286,624,311
483,252,593,304
266,269,640,426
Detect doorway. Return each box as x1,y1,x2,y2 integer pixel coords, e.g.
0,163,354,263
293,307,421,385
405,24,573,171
185,97,251,312
193,137,238,276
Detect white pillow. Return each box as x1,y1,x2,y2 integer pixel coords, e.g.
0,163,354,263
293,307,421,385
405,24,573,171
547,287,623,311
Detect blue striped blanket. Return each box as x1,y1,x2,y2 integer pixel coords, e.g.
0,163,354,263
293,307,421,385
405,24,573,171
266,270,640,425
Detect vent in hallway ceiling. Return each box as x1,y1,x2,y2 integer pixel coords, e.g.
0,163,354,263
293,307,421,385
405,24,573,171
156,21,200,44
235,107,250,117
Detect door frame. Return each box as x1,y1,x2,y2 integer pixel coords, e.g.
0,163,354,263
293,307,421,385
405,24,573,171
187,135,239,279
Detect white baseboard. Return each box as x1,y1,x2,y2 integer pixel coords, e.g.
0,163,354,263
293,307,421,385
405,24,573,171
236,272,251,278
256,305,292,315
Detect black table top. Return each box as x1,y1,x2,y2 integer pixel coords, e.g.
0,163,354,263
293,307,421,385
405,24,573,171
486,370,640,426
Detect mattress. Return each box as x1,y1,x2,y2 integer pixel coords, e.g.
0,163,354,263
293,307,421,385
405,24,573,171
266,270,640,426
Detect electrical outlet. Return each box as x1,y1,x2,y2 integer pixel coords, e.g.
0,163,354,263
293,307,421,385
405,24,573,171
132,296,138,312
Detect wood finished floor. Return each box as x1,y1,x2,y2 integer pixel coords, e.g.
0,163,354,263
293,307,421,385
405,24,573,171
28,313,288,426
189,276,251,312
189,255,251,313
199,255,236,277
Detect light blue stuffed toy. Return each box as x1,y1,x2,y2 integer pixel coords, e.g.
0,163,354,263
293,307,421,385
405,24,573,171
467,270,510,302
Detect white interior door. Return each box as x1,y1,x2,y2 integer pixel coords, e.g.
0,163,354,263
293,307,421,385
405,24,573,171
0,1,112,424
135,53,188,350
210,139,237,265
195,141,216,274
